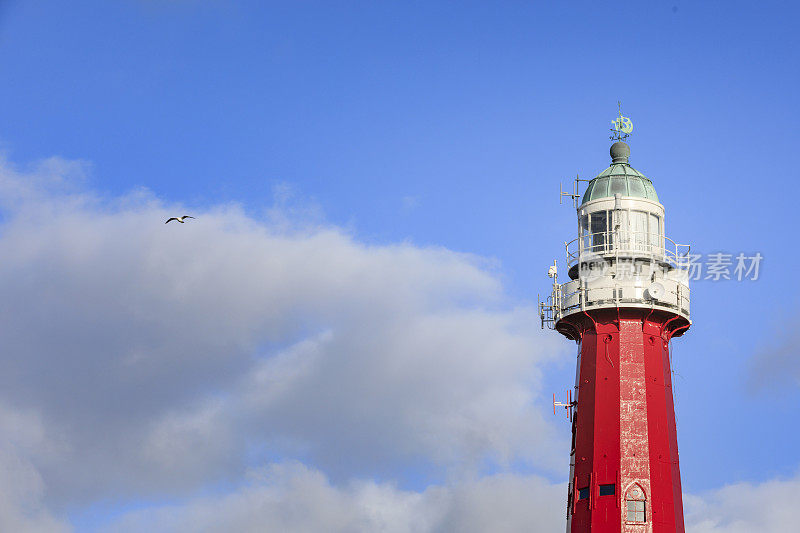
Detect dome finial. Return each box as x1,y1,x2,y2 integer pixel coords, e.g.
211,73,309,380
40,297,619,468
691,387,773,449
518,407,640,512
610,141,630,164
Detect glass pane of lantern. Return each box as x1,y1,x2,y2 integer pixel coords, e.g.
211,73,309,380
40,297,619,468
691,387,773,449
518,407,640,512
649,214,661,250
591,211,608,251
631,211,648,250
615,210,629,248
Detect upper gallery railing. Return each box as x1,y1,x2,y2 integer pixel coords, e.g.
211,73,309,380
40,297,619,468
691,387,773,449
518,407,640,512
565,231,691,271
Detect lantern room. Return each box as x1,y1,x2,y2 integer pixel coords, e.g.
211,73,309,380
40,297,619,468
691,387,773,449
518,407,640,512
573,141,665,271
542,140,692,334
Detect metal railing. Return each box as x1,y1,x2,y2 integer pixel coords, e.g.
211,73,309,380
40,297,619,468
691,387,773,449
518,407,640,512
565,231,691,271
557,279,690,318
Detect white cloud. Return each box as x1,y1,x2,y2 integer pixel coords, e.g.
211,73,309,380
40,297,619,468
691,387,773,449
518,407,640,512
104,462,566,533
103,467,800,533
0,154,798,532
685,472,800,533
0,157,566,512
8,153,798,533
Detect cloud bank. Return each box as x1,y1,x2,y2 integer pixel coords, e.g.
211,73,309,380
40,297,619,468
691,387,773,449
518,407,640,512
0,156,796,532
684,472,800,533
105,463,566,533
0,156,566,528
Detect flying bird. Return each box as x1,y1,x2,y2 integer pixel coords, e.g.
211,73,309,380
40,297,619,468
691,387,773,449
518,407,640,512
165,215,195,224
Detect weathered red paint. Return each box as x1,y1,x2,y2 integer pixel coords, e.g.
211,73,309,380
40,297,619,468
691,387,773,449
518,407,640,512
558,308,688,533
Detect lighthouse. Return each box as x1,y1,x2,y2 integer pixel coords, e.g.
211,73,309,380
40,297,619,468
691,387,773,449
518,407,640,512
540,111,691,532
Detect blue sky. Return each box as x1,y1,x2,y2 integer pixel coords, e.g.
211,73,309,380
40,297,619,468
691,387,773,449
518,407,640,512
0,1,798,531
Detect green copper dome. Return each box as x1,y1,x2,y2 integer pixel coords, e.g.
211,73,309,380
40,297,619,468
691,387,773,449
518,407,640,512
580,142,659,204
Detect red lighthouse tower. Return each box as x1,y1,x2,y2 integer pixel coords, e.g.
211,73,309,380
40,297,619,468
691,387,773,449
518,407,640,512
540,114,691,532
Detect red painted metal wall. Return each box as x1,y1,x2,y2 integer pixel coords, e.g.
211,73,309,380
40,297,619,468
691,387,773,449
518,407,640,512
561,309,686,533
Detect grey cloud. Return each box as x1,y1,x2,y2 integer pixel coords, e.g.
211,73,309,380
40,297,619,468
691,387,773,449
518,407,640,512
0,159,566,510
104,465,800,533
0,404,69,533
1,156,798,533
104,462,566,533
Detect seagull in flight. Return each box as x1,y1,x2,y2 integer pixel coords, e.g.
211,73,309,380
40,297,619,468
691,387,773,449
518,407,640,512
165,215,195,224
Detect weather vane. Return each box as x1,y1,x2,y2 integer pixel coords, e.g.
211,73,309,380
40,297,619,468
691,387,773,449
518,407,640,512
610,101,633,141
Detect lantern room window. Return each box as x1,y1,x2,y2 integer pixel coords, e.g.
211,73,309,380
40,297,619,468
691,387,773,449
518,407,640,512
649,213,662,249
631,210,647,249
579,209,663,255
590,211,608,251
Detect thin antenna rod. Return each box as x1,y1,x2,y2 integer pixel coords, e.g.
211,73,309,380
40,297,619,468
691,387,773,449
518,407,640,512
560,174,590,209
